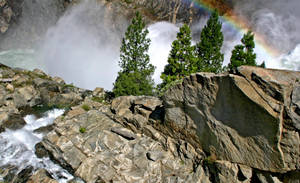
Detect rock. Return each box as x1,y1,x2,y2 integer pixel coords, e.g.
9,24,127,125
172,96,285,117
13,86,41,108
1,165,18,182
92,87,104,97
35,142,49,158
0,112,26,130
238,164,253,180
256,172,282,183
146,150,165,161
111,96,162,131
0,0,6,7
39,108,205,182
208,160,240,183
33,125,54,134
111,127,137,140
14,166,34,183
27,169,58,183
6,83,14,92
283,171,300,183
33,69,47,76
66,107,86,118
163,66,300,173
53,76,65,85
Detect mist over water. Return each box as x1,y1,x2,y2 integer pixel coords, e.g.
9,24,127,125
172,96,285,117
0,109,73,183
38,0,126,90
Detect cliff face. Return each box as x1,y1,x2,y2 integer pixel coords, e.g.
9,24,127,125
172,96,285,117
0,0,22,33
1,64,298,182
163,66,300,174
96,0,203,25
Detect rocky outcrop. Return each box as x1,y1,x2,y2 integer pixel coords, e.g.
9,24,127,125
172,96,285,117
163,66,300,175
38,95,210,182
0,0,22,33
0,63,87,131
1,65,300,182
95,0,205,25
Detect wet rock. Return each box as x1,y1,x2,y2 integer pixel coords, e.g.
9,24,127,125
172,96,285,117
27,169,58,183
0,112,26,130
14,166,34,183
33,125,54,134
35,142,49,158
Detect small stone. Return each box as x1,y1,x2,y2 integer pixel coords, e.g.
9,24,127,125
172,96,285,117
6,83,14,92
146,151,164,161
111,127,136,140
33,68,46,76
53,76,65,84
27,169,58,183
0,0,6,7
67,107,86,118
93,87,104,97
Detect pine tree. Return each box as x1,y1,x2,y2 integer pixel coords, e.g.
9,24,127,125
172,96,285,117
113,12,155,97
196,11,224,73
229,31,257,70
160,24,196,88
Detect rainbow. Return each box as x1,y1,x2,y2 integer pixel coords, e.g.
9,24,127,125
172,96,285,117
188,0,280,57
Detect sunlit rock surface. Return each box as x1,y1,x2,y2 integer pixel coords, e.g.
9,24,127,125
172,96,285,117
163,66,300,173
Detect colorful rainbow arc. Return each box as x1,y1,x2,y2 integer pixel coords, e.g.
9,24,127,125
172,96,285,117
188,0,280,57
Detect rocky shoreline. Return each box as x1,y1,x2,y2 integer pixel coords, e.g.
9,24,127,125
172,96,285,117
0,64,299,182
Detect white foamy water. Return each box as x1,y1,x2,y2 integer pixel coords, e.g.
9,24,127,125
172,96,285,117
0,109,73,183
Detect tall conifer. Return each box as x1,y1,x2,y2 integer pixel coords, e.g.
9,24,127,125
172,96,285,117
160,24,196,88
229,31,257,70
113,12,155,97
196,11,224,73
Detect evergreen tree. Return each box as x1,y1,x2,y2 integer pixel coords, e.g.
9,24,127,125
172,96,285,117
229,31,257,70
160,24,196,88
196,11,224,73
113,12,155,97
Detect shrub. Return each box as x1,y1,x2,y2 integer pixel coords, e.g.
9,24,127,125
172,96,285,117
79,127,86,133
81,104,90,111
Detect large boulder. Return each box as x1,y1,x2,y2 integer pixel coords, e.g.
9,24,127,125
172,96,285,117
163,66,300,173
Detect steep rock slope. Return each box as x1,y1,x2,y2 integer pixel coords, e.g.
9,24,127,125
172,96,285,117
35,66,300,182
1,65,299,182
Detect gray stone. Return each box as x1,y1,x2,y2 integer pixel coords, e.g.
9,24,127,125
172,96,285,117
111,127,137,140
27,169,58,183
163,66,300,173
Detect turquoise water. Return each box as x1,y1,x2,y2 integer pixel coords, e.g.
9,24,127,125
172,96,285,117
0,49,45,71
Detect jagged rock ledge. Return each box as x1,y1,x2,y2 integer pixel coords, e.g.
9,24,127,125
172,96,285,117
1,64,300,182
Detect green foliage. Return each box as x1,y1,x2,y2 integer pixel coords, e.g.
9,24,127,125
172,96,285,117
229,31,257,70
79,127,86,133
196,11,224,73
113,12,155,97
91,96,104,103
260,61,266,68
81,104,90,111
160,24,196,89
91,96,109,105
